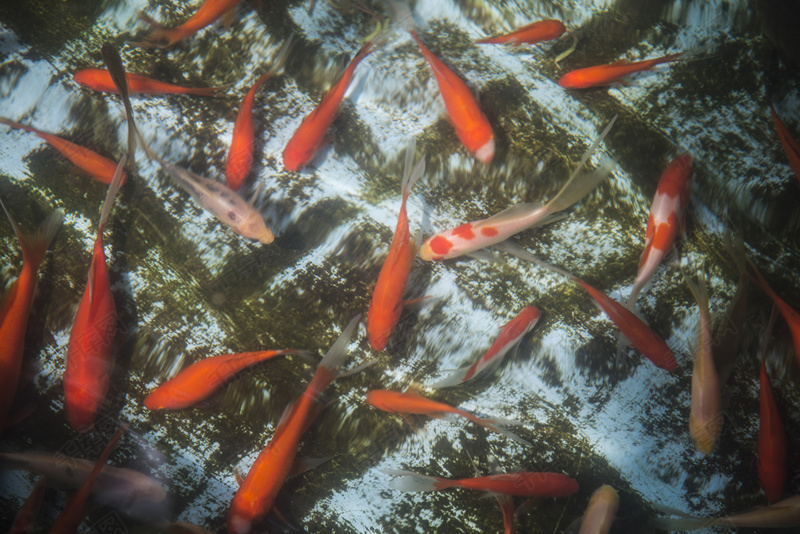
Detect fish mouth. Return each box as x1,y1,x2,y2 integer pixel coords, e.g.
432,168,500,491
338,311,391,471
258,228,275,244
474,137,495,164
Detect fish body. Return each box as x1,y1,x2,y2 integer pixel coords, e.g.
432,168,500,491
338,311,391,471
747,260,800,371
10,476,46,534
388,469,578,497
579,485,619,534
144,350,300,410
558,53,682,89
476,19,566,45
758,324,787,503
0,117,125,185
627,154,692,306
0,206,62,431
433,306,540,387
282,42,372,171
770,104,800,185
132,0,243,48
410,31,494,164
74,69,224,96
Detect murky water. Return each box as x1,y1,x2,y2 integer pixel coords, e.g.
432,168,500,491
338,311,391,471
1,0,799,533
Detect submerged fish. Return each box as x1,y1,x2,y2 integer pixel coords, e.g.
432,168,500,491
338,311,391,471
578,485,619,534
758,309,787,504
131,0,243,48
386,469,578,497
475,19,566,46
9,476,46,534
770,104,800,185
559,53,682,89
74,69,226,96
651,495,800,530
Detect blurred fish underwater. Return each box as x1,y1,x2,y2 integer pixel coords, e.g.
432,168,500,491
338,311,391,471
1,0,799,533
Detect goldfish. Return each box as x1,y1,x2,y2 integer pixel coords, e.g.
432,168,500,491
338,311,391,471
0,117,126,185
131,0,243,48
419,116,616,261
366,389,529,445
49,427,125,534
0,205,63,432
475,19,566,46
433,306,540,387
367,143,425,350
770,104,800,185
500,243,677,371
558,53,682,89
74,69,226,96
579,485,619,534
684,271,722,454
386,469,578,497
282,41,373,171
63,157,125,432
410,30,495,164
758,309,787,504
144,349,306,410
10,476,46,534
651,494,800,530
226,37,293,190
228,316,361,534
626,154,692,307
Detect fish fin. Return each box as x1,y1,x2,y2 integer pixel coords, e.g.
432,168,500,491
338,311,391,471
400,139,425,201
682,265,710,312
399,412,422,430
101,44,137,168
430,366,470,388
317,314,361,376
234,467,244,486
383,0,416,32
494,241,575,280
0,202,64,273
138,12,166,29
554,33,578,65
267,34,295,77
384,470,441,492
543,158,616,216
97,155,127,231
288,456,332,478
466,249,505,263
248,181,265,207
401,295,430,307
336,358,378,378
221,5,237,29
468,412,531,446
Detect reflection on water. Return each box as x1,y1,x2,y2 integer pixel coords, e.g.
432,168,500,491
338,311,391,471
1,0,799,532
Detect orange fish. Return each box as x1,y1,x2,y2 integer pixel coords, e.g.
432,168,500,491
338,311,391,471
10,476,46,534
758,309,787,504
410,30,495,163
144,349,304,410
63,157,126,432
131,0,243,48
476,19,566,46
225,38,293,190
386,469,578,497
558,53,682,89
366,389,529,445
0,117,126,185
0,205,62,432
73,69,225,96
282,41,373,171
367,145,425,350
49,427,125,534
770,104,800,185
228,316,360,534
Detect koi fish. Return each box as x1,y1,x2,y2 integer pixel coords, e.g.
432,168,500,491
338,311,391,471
0,205,62,432
366,389,529,445
144,349,305,410
74,69,226,96
410,30,495,164
10,476,46,534
558,53,682,89
226,37,293,190
626,154,692,307
433,306,540,388
758,308,787,504
282,41,373,171
500,243,677,371
131,0,243,48
49,427,125,534
64,157,125,432
770,104,800,185
367,143,425,350
475,19,566,46
651,494,800,530
684,271,722,455
228,316,361,534
579,485,619,534
0,117,125,185
386,469,578,498
419,116,616,261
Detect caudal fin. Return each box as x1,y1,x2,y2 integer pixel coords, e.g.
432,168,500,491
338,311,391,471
315,315,361,382
97,156,127,233
401,139,426,202
384,469,446,492
463,411,531,446
430,366,470,388
101,43,137,168
1,202,64,273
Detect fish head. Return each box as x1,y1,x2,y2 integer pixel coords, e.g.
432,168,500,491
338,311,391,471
473,136,495,165
237,211,274,244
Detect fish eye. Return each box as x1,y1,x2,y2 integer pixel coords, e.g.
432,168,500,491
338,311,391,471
227,211,239,223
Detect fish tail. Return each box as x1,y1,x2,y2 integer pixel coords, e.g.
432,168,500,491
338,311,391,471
185,85,229,96
654,52,683,66
464,411,531,446
385,470,446,492
683,267,709,313
494,241,576,282
401,139,425,203
97,156,127,232
101,43,138,168
317,315,361,378
430,366,470,388
0,202,64,273
384,0,416,32
247,35,296,95
0,116,38,134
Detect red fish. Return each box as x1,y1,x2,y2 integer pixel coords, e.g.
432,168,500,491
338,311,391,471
476,19,566,46
225,38,293,190
433,306,540,387
559,53,682,89
144,349,304,410
10,476,46,534
770,104,800,185
0,117,126,185
0,205,62,432
410,30,495,163
64,157,126,432
627,154,692,307
227,317,360,534
131,0,243,48
758,309,787,503
367,145,425,350
366,389,529,445
282,41,373,171
49,427,125,534
386,469,578,498
74,69,225,96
